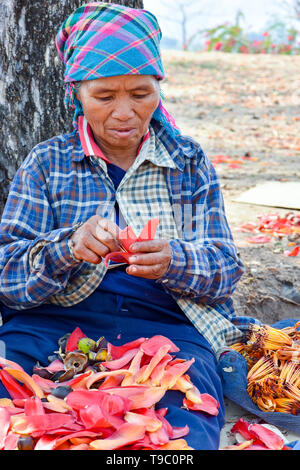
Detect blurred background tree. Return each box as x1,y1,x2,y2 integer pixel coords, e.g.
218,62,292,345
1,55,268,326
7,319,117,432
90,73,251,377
0,0,143,216
156,0,209,51
201,8,299,55
277,0,300,23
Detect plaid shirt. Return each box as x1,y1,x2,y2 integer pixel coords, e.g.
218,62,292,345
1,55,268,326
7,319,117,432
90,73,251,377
0,119,256,356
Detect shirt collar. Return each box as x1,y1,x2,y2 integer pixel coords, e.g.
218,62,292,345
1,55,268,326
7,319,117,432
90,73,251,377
74,115,185,171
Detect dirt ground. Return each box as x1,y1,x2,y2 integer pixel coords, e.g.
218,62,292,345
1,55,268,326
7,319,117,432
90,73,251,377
162,50,300,326
162,51,300,447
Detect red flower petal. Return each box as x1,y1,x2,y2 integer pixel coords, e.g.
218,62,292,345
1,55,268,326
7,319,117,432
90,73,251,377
161,358,195,389
79,403,112,429
3,432,19,450
128,433,160,450
104,219,160,267
101,348,140,370
4,368,44,399
67,369,94,389
156,412,173,438
128,386,166,410
66,389,110,410
100,392,131,416
244,443,270,450
0,370,32,400
248,423,284,450
42,396,72,414
32,374,58,393
159,438,193,450
89,423,145,450
156,407,168,417
24,396,45,416
104,251,131,268
85,369,133,389
149,354,173,386
108,337,146,360
11,413,77,435
171,425,189,439
149,424,170,446
183,393,219,416
65,327,86,353
99,374,124,389
119,225,138,252
124,411,162,432
140,335,179,356
58,430,102,445
135,344,171,384
34,431,101,450
89,385,166,410
284,246,299,257
44,359,65,372
66,389,131,416
121,350,144,386
231,418,253,440
246,235,272,244
0,357,25,371
0,407,11,449
136,218,160,242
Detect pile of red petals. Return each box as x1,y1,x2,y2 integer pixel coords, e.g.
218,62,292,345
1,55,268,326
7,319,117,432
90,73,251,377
222,418,291,450
237,212,300,254
0,330,219,450
211,154,257,169
211,154,244,169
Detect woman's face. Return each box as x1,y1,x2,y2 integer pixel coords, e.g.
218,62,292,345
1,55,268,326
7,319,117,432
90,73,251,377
78,75,160,154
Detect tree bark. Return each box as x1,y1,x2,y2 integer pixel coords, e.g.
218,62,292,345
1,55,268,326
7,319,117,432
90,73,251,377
107,0,143,7
0,0,143,216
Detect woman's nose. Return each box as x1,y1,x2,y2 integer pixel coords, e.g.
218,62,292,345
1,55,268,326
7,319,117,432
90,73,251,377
111,98,135,120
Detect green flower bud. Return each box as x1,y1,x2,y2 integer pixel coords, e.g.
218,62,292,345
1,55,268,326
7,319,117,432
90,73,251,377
77,337,96,354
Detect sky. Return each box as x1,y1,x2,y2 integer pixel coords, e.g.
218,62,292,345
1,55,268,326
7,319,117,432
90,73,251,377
143,0,295,47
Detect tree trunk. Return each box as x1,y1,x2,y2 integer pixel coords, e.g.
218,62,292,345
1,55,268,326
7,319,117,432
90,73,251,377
0,0,143,216
107,0,143,7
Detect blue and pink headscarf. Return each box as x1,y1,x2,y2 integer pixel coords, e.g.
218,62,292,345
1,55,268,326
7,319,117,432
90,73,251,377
56,2,180,137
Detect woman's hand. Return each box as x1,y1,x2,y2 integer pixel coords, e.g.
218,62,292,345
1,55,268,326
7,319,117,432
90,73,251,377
126,239,172,280
70,216,172,280
69,216,121,264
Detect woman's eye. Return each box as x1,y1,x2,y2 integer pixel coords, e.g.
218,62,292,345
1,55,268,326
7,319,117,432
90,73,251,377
97,96,112,101
133,94,148,99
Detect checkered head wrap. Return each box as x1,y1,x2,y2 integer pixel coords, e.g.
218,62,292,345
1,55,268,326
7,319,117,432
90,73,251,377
56,2,180,136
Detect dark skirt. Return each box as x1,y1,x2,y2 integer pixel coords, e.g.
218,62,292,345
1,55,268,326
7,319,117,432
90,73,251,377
0,284,225,450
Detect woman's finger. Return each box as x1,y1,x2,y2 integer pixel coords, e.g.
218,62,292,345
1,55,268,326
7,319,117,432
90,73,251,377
126,263,164,279
94,223,121,253
72,231,110,260
129,239,165,253
97,218,121,242
128,252,167,266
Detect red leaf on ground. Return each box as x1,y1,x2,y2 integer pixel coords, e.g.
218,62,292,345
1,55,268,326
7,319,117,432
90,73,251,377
246,235,272,244
284,246,299,257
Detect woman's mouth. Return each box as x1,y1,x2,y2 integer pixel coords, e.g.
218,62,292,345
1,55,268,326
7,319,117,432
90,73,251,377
110,128,136,138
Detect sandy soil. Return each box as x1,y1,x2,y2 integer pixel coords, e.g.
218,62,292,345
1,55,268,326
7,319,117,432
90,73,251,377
162,50,300,325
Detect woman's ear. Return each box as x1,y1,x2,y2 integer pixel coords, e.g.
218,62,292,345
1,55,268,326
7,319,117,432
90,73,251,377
74,81,82,101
